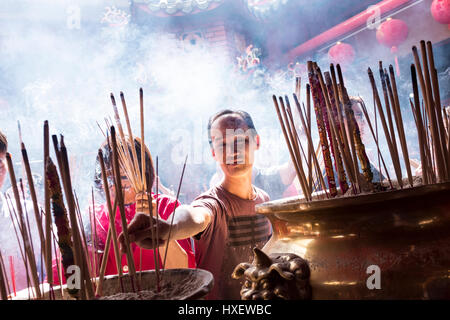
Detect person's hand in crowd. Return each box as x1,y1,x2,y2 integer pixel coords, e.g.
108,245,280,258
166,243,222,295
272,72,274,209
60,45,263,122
118,212,172,253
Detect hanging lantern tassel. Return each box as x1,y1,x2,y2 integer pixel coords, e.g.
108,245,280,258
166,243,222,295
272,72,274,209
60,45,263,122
391,46,401,76
376,18,409,77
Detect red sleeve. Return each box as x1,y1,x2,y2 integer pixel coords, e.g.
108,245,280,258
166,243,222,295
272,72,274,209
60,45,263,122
95,204,109,250
154,193,177,221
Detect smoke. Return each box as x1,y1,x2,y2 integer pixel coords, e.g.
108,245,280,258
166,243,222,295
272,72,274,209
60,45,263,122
0,1,295,209
0,0,445,292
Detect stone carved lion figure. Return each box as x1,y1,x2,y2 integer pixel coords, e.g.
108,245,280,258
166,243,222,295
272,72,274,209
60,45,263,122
232,248,311,300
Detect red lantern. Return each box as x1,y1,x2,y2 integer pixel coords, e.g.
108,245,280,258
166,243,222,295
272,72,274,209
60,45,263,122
431,0,450,26
328,42,355,67
376,18,409,76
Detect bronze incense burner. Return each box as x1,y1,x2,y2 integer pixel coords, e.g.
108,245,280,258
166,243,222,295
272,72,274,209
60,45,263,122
12,268,214,300
255,182,450,299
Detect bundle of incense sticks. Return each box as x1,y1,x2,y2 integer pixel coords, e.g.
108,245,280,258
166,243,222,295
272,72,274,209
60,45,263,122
410,41,450,183
102,88,189,295
274,40,449,201
273,95,312,201
106,88,153,291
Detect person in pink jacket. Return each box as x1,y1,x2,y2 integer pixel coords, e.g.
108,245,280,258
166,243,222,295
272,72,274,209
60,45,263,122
51,138,195,285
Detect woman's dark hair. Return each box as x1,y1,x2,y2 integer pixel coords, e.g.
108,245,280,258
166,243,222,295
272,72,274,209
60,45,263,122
0,130,7,153
94,137,155,193
207,109,258,147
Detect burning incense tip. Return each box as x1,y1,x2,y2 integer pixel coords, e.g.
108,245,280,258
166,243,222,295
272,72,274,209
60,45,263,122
17,121,22,144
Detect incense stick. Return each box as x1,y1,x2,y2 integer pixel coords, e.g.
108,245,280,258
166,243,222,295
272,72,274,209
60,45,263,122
283,96,311,200
379,65,402,188
0,251,8,300
273,95,311,201
98,148,123,291
90,189,98,281
46,157,79,298
43,121,53,289
317,68,350,194
5,153,41,299
308,61,337,197
140,88,147,190
386,66,413,187
120,92,143,192
293,94,329,197
110,126,137,292
368,68,403,186
95,198,118,296
379,64,400,175
20,143,48,275
9,256,16,297
426,41,450,179
330,64,357,189
161,155,188,282
339,84,363,192
110,94,139,189
358,96,393,188
411,64,431,184
59,139,94,299
305,85,313,191
412,45,445,182
145,172,159,290
155,157,161,291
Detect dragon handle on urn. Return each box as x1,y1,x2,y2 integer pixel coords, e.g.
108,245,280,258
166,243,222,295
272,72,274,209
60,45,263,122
232,248,312,300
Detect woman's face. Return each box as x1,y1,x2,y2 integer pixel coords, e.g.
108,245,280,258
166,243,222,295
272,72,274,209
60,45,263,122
107,168,136,206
